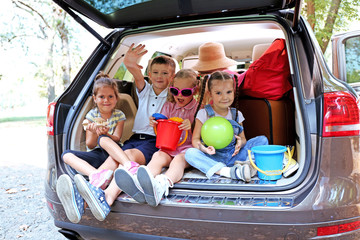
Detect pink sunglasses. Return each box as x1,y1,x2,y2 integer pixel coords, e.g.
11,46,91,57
169,86,196,97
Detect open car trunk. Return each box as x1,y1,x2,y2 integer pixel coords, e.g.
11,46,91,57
46,0,360,238
65,15,308,199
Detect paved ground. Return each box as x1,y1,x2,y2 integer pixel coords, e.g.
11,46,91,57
0,121,65,240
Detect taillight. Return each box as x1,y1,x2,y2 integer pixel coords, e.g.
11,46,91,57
317,220,360,236
323,91,360,137
46,102,56,136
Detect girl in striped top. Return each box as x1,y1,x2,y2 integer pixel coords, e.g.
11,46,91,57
61,72,125,190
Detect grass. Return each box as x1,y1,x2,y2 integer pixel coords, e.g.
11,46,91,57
0,116,45,123
0,116,46,127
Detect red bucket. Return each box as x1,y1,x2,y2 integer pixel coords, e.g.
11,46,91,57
155,119,187,151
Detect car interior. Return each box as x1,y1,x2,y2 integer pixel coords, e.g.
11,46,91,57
67,20,305,191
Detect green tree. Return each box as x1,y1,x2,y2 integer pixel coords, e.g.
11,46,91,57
303,0,360,53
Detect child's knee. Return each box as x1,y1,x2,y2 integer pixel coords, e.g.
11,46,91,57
97,134,110,147
185,148,195,157
61,150,73,163
61,150,71,159
185,148,199,162
258,135,269,145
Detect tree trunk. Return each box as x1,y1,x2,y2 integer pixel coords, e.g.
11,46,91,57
55,8,71,90
305,0,316,30
46,33,56,103
321,0,342,53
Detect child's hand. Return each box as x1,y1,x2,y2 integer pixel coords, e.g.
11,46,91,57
232,135,242,157
179,119,191,131
149,116,157,127
87,122,98,134
198,143,216,155
96,126,109,136
124,43,147,70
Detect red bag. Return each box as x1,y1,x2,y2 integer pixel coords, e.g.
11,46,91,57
241,38,292,100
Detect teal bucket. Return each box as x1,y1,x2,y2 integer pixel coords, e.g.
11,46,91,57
248,145,287,180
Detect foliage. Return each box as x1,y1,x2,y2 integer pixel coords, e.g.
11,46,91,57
1,0,359,111
0,0,86,108
302,0,360,53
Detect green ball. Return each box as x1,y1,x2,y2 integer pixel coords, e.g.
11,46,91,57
201,116,234,149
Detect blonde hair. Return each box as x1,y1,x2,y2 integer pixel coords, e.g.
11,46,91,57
167,69,199,103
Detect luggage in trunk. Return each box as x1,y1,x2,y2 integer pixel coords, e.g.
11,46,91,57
237,98,295,146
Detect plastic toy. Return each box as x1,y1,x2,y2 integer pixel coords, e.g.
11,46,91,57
168,117,183,123
152,113,168,120
201,116,234,149
248,145,291,180
153,115,188,151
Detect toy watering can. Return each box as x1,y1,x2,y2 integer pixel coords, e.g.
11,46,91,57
152,113,188,151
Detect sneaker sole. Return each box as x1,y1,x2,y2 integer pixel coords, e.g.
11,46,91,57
283,162,299,178
114,168,146,203
243,165,251,182
137,167,158,207
56,175,81,223
74,174,107,221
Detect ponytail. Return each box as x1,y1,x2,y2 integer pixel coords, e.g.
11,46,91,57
192,74,209,131
233,74,239,121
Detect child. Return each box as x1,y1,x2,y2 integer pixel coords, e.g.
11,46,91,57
57,44,177,223
57,72,133,223
114,69,200,207
185,71,268,182
98,44,176,166
191,42,244,105
61,72,126,189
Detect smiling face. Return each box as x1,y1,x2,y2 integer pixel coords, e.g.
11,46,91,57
208,79,234,112
171,77,196,107
148,63,175,94
93,86,118,115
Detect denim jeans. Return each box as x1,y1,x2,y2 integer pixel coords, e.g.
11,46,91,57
185,135,268,178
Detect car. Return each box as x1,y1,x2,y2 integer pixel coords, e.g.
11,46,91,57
331,30,360,93
45,0,360,239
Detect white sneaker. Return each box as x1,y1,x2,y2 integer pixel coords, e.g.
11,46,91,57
137,166,173,207
234,160,257,177
230,164,251,182
114,167,146,203
155,174,173,197
282,148,299,177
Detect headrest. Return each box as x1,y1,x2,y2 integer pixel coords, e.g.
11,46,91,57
182,55,199,69
252,43,272,61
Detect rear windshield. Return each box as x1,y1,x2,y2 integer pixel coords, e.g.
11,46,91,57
84,0,151,15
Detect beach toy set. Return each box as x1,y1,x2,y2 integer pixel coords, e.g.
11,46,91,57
152,113,188,151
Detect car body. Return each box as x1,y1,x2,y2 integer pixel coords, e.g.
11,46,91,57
331,30,360,93
45,0,360,239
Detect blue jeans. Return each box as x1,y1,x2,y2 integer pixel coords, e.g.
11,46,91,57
185,136,268,178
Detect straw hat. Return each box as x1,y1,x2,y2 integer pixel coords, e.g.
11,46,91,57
192,42,237,72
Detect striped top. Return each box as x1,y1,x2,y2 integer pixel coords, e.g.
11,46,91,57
85,107,126,149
